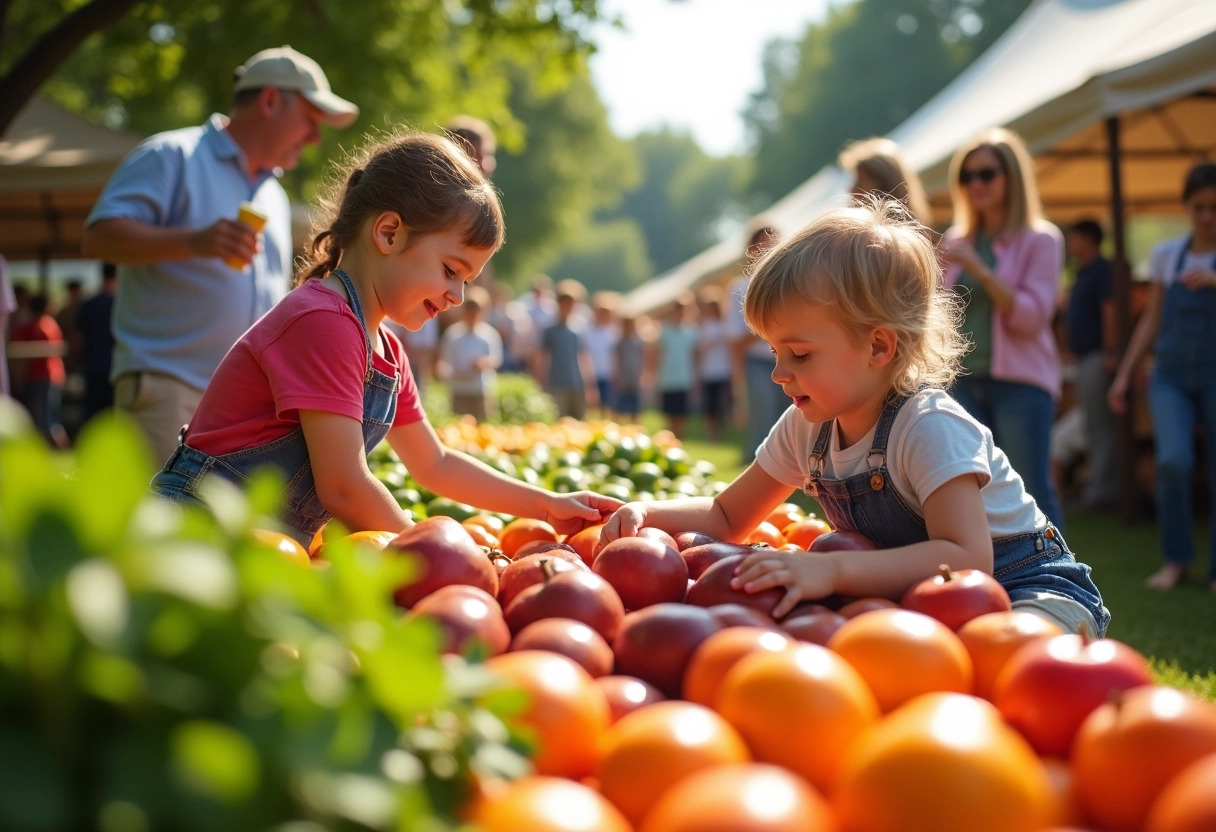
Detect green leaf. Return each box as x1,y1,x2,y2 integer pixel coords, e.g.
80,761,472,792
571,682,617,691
71,413,156,550
171,721,260,805
66,559,129,647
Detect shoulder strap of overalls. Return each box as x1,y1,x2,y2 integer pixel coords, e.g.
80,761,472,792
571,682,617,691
332,268,375,383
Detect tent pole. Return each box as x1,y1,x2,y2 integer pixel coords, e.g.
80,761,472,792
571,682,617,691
1106,116,1140,522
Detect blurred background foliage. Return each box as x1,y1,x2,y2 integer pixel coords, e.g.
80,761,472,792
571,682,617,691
1,0,1029,289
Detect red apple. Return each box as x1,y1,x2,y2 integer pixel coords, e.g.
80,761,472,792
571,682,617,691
595,675,666,724
809,530,877,552
993,633,1154,758
509,617,615,677
408,584,510,656
681,540,757,580
837,597,900,618
612,602,722,698
901,564,1013,631
513,539,581,562
504,569,626,642
593,536,688,610
685,553,788,619
781,610,848,646
707,603,779,630
389,516,499,607
497,554,584,610
637,526,680,552
674,531,719,551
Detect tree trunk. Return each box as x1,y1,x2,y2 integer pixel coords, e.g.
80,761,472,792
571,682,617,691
0,0,142,137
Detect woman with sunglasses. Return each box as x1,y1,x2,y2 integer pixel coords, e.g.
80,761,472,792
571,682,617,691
939,127,1065,529
1108,162,1216,592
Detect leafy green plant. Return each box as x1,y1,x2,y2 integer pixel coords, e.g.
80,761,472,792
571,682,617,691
422,373,558,427
0,402,526,831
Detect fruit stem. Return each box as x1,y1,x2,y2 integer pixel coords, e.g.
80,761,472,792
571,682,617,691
938,563,954,581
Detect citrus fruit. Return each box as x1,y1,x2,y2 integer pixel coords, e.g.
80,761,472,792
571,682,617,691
498,517,561,558
251,528,311,566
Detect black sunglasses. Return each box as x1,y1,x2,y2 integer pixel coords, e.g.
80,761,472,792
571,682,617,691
959,166,1003,185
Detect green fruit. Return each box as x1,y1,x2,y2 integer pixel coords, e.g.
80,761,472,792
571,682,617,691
658,447,692,477
597,482,633,503
425,497,479,522
628,461,665,492
549,466,585,493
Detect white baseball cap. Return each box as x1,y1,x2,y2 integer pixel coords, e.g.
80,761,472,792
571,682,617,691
234,45,358,128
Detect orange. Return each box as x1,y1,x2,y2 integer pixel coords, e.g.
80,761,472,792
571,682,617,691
682,626,793,707
764,503,806,531
782,516,832,549
565,523,605,566
834,692,1054,832
715,642,880,793
484,650,610,780
461,521,500,548
641,763,837,832
596,700,750,826
1145,752,1216,832
827,608,973,712
499,517,561,558
1072,685,1216,832
251,528,311,566
464,513,506,534
956,610,1062,700
307,522,328,557
314,528,399,560
472,775,631,832
743,521,786,548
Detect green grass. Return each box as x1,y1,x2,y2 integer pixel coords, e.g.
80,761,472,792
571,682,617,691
637,409,1216,700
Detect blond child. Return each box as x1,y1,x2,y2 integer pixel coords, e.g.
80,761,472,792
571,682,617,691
601,200,1109,635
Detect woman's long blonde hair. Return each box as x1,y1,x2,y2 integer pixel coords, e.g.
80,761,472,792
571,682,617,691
947,126,1043,237
744,198,968,396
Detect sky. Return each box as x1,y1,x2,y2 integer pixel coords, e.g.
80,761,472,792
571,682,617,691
589,0,835,156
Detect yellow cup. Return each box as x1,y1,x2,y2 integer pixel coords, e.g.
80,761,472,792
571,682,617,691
225,202,269,269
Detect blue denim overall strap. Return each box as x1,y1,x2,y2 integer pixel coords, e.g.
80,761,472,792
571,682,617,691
1154,238,1216,389
151,269,399,544
800,390,1110,633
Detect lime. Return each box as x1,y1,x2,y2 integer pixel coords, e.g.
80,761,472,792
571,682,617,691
549,466,586,493
425,497,479,522
628,461,665,492
597,482,633,502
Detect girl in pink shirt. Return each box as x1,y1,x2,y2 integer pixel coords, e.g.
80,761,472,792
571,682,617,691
153,132,619,543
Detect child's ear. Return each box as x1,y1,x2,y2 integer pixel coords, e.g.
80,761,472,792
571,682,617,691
371,212,406,254
870,326,898,367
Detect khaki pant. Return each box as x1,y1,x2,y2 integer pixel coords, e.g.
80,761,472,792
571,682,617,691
450,392,491,422
114,372,204,467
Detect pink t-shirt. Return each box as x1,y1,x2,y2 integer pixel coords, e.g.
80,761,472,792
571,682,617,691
188,280,424,456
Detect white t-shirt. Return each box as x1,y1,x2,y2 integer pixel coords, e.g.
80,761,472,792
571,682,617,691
584,322,619,379
439,320,502,395
756,388,1044,539
698,318,733,381
1147,234,1215,287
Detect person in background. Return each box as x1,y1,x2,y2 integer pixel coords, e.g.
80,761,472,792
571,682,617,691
1109,162,1216,593
537,279,595,420
438,285,502,422
151,131,619,544
76,263,119,421
82,45,358,464
727,222,784,462
654,292,700,440
487,282,534,373
55,279,85,376
584,292,621,419
600,200,1109,637
11,294,68,448
613,312,647,424
0,256,16,399
697,285,734,442
444,115,497,179
838,136,932,227
1063,218,1118,511
521,274,559,383
940,127,1065,529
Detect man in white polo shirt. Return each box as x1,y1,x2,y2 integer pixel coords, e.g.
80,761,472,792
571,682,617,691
82,46,357,464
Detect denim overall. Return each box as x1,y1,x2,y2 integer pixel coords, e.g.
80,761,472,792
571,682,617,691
1147,239,1216,579
802,392,1110,634
151,269,399,544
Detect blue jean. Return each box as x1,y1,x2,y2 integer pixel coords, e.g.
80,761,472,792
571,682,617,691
1148,373,1216,580
952,376,1063,529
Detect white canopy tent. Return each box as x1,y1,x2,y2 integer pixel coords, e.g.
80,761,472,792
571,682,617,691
624,0,1216,316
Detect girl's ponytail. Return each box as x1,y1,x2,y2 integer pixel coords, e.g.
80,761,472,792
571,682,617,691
295,228,342,286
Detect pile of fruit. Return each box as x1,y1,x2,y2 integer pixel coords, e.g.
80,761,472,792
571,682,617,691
311,504,1216,832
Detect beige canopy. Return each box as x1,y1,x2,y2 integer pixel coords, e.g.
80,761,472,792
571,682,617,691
625,0,1216,315
0,97,143,261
